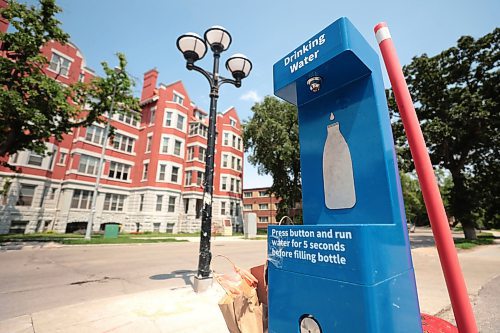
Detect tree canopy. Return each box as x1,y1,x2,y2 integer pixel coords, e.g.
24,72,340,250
388,27,499,239
0,0,139,161
242,96,301,220
85,52,141,129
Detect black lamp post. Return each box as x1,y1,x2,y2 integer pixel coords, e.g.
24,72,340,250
177,26,252,291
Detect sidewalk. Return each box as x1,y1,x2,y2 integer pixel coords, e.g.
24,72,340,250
0,283,230,333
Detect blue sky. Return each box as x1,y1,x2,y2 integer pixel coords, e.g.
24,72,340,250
24,0,499,188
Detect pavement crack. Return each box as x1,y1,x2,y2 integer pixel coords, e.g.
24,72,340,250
70,276,120,286
31,314,36,333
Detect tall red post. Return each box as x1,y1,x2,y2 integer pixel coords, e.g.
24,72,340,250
374,22,478,333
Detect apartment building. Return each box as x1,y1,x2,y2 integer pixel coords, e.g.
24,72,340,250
0,37,244,234
242,187,279,229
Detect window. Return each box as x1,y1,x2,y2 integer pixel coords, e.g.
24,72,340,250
230,118,236,127
221,202,226,215
176,115,185,130
259,216,269,223
48,52,71,76
230,178,235,192
27,152,43,166
198,147,206,162
11,153,19,164
103,193,125,211
142,163,149,180
117,112,138,126
230,202,234,216
237,158,242,171
222,154,228,168
58,152,67,165
173,93,184,105
187,147,195,160
259,191,268,197
165,111,172,126
139,194,144,211
244,192,252,198
79,73,85,82
48,151,56,170
174,140,182,156
236,179,241,193
168,196,176,212
221,176,227,191
16,184,36,206
156,195,163,211
197,171,204,186
259,203,269,210
85,125,105,145
189,123,208,138
243,204,252,210
149,107,156,125
78,155,99,175
171,166,179,183
161,137,170,154
9,220,29,234
236,203,240,217
231,156,236,169
232,135,237,148
112,134,135,153
195,199,203,219
185,171,192,185
184,198,189,214
70,190,93,209
50,188,57,200
146,135,153,152
158,164,167,181
238,138,242,150
108,162,130,181
223,133,229,146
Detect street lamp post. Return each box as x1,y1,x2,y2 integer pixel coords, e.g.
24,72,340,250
177,26,252,291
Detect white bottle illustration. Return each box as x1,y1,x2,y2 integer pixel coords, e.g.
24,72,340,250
323,113,356,209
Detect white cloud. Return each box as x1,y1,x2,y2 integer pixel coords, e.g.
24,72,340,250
240,90,262,103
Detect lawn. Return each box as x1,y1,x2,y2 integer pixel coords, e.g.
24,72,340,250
454,232,495,250
0,232,187,245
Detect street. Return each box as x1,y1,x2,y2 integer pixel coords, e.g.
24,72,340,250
0,240,267,321
0,230,499,332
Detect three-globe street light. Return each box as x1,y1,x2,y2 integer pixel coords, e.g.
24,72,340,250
176,26,252,291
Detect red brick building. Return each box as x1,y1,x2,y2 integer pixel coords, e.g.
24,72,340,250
0,9,244,234
242,187,279,229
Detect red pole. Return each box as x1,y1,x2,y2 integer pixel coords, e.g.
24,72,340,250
374,22,477,333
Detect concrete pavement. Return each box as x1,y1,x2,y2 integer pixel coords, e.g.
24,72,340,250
0,230,498,332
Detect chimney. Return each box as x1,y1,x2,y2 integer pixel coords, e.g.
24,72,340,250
141,68,158,102
0,0,10,35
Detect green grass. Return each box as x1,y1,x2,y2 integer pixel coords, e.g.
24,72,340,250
134,231,200,237
0,232,82,242
0,233,187,245
61,236,185,245
454,233,495,250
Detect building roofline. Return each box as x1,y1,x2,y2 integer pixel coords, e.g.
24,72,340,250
243,187,272,191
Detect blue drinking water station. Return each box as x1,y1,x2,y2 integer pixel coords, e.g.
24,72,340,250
268,17,423,332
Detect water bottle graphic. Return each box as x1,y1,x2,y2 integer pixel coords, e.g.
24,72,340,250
323,115,356,209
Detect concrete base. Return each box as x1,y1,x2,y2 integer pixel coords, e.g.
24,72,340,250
193,276,213,293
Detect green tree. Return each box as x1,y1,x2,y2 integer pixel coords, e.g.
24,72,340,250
84,53,141,129
400,172,425,226
388,28,499,239
0,0,86,158
0,1,140,162
243,96,301,220
400,169,453,227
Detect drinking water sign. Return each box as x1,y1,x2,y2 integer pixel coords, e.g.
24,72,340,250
268,18,423,332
